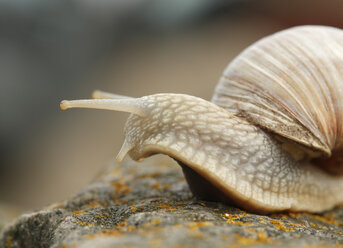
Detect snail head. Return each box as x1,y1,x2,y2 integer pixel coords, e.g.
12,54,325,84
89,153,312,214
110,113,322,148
60,92,235,165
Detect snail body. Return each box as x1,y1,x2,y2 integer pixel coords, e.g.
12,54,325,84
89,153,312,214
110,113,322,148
61,26,343,213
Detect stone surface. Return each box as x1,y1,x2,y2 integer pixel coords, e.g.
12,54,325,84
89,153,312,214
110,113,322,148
0,155,343,248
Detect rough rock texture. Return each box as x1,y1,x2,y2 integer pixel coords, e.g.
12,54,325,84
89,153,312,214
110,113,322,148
1,155,343,248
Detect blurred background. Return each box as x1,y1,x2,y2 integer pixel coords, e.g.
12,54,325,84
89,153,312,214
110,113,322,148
1,0,342,216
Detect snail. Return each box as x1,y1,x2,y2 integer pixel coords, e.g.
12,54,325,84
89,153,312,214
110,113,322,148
60,25,343,214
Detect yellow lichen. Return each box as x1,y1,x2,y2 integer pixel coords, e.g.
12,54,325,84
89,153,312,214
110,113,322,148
162,206,181,212
138,226,164,236
130,207,138,212
112,181,132,194
259,217,267,224
149,201,184,212
187,221,213,229
234,232,271,246
150,182,171,190
114,220,136,232
304,213,343,226
136,172,162,179
115,220,127,228
288,212,302,218
77,221,94,227
310,223,317,228
95,214,107,218
243,227,256,234
143,219,162,228
271,214,288,219
152,202,172,208
101,229,122,236
151,183,162,190
5,236,13,247
289,223,306,228
223,213,252,226
269,219,294,232
256,232,271,242
72,210,85,215
85,200,102,208
86,229,122,239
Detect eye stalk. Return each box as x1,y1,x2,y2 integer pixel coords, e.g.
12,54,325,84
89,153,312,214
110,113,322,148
60,90,152,163
92,90,134,100
60,92,148,117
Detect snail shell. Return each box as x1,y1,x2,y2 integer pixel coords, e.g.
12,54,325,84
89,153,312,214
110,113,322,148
213,26,343,164
60,25,343,213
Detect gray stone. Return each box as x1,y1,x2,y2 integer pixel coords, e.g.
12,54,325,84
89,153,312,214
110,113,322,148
1,155,343,248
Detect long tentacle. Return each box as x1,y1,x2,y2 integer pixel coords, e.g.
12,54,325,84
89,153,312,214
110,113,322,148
60,98,148,117
92,90,134,100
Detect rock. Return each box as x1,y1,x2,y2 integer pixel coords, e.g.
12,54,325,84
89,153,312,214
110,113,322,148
1,155,343,248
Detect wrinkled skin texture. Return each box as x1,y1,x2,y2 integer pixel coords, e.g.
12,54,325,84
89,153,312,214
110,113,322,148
122,94,343,213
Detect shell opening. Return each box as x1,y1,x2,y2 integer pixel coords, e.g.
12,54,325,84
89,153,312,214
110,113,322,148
312,150,343,175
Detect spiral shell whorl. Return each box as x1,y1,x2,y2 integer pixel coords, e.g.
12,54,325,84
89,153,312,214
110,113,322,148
213,26,343,157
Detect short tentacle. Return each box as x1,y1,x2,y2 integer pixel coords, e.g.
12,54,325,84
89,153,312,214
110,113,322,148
116,139,135,163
